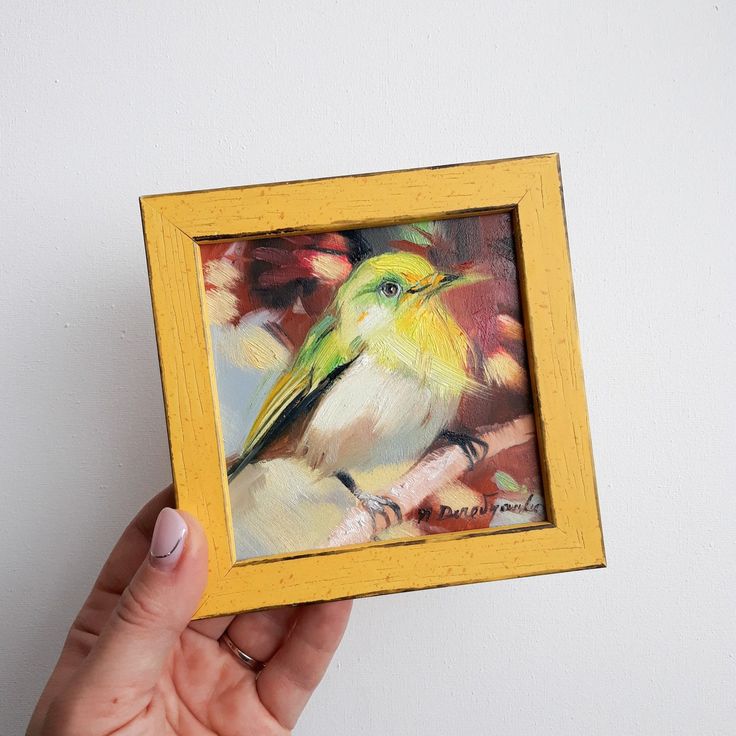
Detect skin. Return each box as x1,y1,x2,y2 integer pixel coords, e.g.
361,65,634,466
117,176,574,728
27,487,352,735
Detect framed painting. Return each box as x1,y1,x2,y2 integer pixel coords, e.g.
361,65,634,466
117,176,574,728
140,154,604,618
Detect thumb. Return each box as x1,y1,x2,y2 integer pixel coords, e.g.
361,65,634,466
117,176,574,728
76,507,208,697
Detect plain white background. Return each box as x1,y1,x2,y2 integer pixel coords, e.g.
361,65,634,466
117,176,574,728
2,2,734,734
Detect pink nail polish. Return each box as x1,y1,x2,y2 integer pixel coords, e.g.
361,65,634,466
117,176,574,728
150,508,187,569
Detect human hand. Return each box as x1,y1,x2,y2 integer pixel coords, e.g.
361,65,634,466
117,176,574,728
27,487,352,735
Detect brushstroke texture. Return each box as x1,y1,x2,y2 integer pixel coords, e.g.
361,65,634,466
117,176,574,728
228,253,477,484
198,214,546,560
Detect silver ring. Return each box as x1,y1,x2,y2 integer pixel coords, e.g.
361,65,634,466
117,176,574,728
220,632,266,674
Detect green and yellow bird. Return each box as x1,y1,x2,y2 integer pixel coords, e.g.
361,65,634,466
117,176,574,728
228,252,487,525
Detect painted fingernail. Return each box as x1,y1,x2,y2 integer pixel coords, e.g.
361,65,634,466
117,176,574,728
150,508,187,570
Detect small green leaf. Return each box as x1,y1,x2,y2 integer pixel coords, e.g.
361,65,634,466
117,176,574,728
494,471,520,492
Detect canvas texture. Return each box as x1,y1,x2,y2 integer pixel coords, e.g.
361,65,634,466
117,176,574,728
200,214,545,560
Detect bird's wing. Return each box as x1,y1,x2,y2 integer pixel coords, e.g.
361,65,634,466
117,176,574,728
227,314,359,480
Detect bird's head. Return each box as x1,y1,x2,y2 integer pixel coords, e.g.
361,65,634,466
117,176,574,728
333,252,474,340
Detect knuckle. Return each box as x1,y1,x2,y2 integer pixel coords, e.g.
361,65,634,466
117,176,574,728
114,578,168,631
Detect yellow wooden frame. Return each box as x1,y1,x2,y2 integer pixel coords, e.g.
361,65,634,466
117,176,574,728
140,154,604,618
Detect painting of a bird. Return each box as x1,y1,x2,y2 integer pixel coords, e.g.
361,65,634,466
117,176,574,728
226,252,488,541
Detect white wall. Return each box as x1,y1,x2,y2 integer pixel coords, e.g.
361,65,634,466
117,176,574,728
2,2,734,734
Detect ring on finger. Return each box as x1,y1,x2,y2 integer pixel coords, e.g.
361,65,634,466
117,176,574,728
219,631,267,675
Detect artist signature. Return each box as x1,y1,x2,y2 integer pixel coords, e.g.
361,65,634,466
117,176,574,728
416,493,543,524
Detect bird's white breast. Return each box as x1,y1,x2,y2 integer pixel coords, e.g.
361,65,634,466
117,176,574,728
297,353,458,475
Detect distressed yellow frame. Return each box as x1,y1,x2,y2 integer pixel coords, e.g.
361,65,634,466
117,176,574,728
140,154,604,618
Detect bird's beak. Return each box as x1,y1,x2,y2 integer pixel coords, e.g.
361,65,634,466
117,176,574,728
406,271,487,297
437,273,461,289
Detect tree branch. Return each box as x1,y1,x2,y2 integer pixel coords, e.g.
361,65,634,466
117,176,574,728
326,414,536,547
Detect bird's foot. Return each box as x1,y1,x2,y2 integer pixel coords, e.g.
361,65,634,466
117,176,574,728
440,430,489,470
355,491,403,532
335,470,402,532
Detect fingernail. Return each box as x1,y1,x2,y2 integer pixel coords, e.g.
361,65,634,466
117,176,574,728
150,508,187,570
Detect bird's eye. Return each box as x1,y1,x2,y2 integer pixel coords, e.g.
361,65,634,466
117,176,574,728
379,281,401,298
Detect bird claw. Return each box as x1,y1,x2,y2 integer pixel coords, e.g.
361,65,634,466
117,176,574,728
356,491,403,532
335,470,402,532
440,430,489,470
